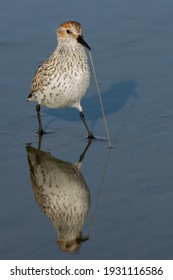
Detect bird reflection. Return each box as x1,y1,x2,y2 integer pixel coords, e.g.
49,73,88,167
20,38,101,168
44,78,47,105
26,137,92,253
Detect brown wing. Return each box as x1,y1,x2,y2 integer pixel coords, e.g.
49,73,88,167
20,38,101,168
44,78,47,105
28,51,58,99
27,62,45,99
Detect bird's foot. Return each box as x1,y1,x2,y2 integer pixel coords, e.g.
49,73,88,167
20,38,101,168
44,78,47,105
87,133,95,140
37,129,46,136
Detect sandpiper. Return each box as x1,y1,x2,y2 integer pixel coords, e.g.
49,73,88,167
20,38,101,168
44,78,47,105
27,21,94,139
26,141,91,253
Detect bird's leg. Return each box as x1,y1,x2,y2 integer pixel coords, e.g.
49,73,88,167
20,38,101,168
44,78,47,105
79,111,95,139
37,133,43,151
36,104,44,135
79,139,92,163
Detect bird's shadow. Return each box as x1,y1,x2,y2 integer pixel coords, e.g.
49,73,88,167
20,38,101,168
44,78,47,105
44,80,137,131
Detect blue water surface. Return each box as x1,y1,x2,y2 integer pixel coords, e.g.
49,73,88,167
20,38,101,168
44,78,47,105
0,0,173,260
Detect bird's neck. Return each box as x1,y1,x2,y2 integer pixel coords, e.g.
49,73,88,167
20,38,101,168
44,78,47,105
56,41,87,57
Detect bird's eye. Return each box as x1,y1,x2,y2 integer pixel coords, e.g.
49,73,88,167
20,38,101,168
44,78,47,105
66,30,71,34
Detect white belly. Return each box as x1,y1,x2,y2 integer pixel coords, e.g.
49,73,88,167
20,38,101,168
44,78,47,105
35,69,90,110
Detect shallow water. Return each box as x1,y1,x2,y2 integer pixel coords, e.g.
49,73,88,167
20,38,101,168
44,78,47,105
1,0,173,259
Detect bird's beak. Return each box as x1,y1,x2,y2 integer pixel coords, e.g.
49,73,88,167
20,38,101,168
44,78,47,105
77,35,91,51
76,235,89,244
